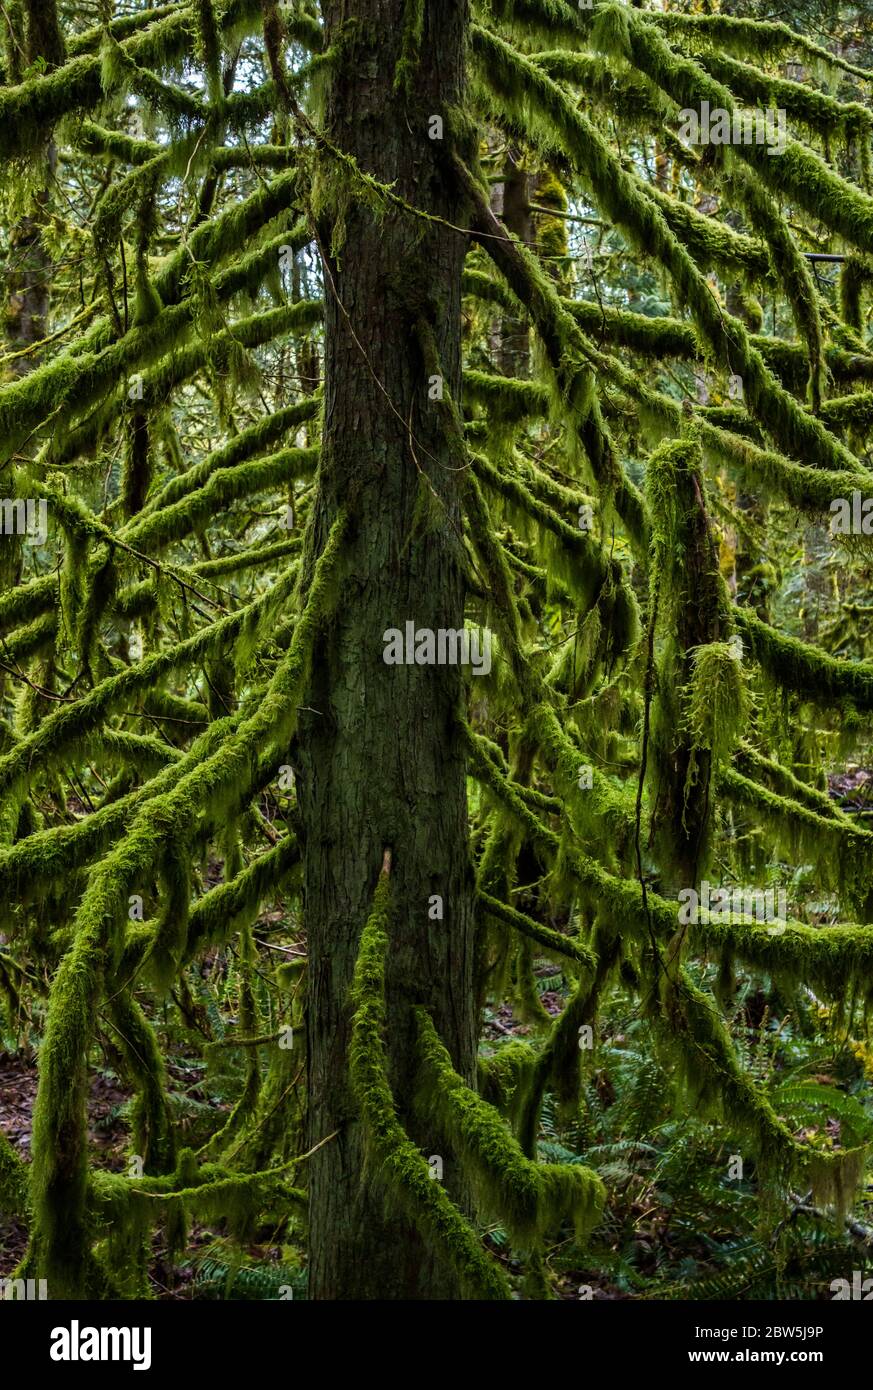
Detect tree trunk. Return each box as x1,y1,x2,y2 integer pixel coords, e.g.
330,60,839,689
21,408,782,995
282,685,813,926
2,3,61,633
490,150,531,378
297,0,476,1299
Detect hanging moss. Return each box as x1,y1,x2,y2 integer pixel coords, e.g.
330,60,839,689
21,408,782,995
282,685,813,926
627,7,873,259
684,641,750,793
840,258,869,333
717,767,873,920
28,514,347,1295
186,837,300,964
393,0,424,94
736,608,873,711
737,742,856,823
0,558,303,806
644,434,729,882
478,1041,536,1115
8,0,873,1304
647,966,865,1205
699,420,873,519
649,7,873,86
692,46,873,150
138,398,320,520
413,1006,604,1247
124,445,318,555
457,157,648,549
88,1148,306,1267
481,0,588,49
513,927,620,1158
479,890,595,971
348,868,512,1300
643,183,772,281
109,991,177,1176
0,205,313,463
471,23,864,478
0,1124,27,1219
464,368,549,425
202,924,263,1158
723,163,825,412
193,0,222,102
472,451,616,615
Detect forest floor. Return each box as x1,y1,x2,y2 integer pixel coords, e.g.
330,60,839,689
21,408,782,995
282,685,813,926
0,1048,131,1275
0,1047,245,1297
3,799,871,1302
0,1027,307,1298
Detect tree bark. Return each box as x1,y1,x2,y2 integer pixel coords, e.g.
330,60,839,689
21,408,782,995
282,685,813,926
490,150,531,378
2,6,61,618
297,0,476,1299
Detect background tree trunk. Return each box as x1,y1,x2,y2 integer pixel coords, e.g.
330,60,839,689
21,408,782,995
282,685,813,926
1,4,61,649
297,0,476,1299
490,149,531,378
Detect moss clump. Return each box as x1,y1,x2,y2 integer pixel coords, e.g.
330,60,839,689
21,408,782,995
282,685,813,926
349,867,511,1300
413,1007,604,1246
684,640,750,796
0,1124,27,1218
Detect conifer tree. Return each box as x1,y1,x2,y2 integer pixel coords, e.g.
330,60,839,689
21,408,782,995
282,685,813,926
2,0,873,1300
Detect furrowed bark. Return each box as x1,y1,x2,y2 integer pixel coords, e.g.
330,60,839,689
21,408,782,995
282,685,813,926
297,0,477,1300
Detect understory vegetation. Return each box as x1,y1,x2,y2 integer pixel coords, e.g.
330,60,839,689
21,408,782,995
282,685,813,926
3,0,873,1300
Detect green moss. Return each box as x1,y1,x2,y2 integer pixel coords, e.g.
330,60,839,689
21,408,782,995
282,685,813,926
123,445,318,555
88,1148,306,1266
458,159,648,549
479,891,595,971
478,1041,536,1114
201,924,263,1158
471,22,863,478
472,451,615,614
699,420,873,518
413,1007,604,1246
27,514,347,1294
393,0,424,94
9,0,873,1300
0,207,313,465
684,641,750,788
840,258,868,333
455,266,873,395
29,918,100,1296
138,398,320,520
0,559,300,805
348,869,512,1299
736,608,873,711
109,991,177,1175
718,767,873,920
0,1123,27,1219
649,8,873,86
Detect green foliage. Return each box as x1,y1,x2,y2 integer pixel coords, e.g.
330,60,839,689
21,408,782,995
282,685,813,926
3,0,873,1307
684,641,750,792
193,1254,306,1300
348,870,512,1299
